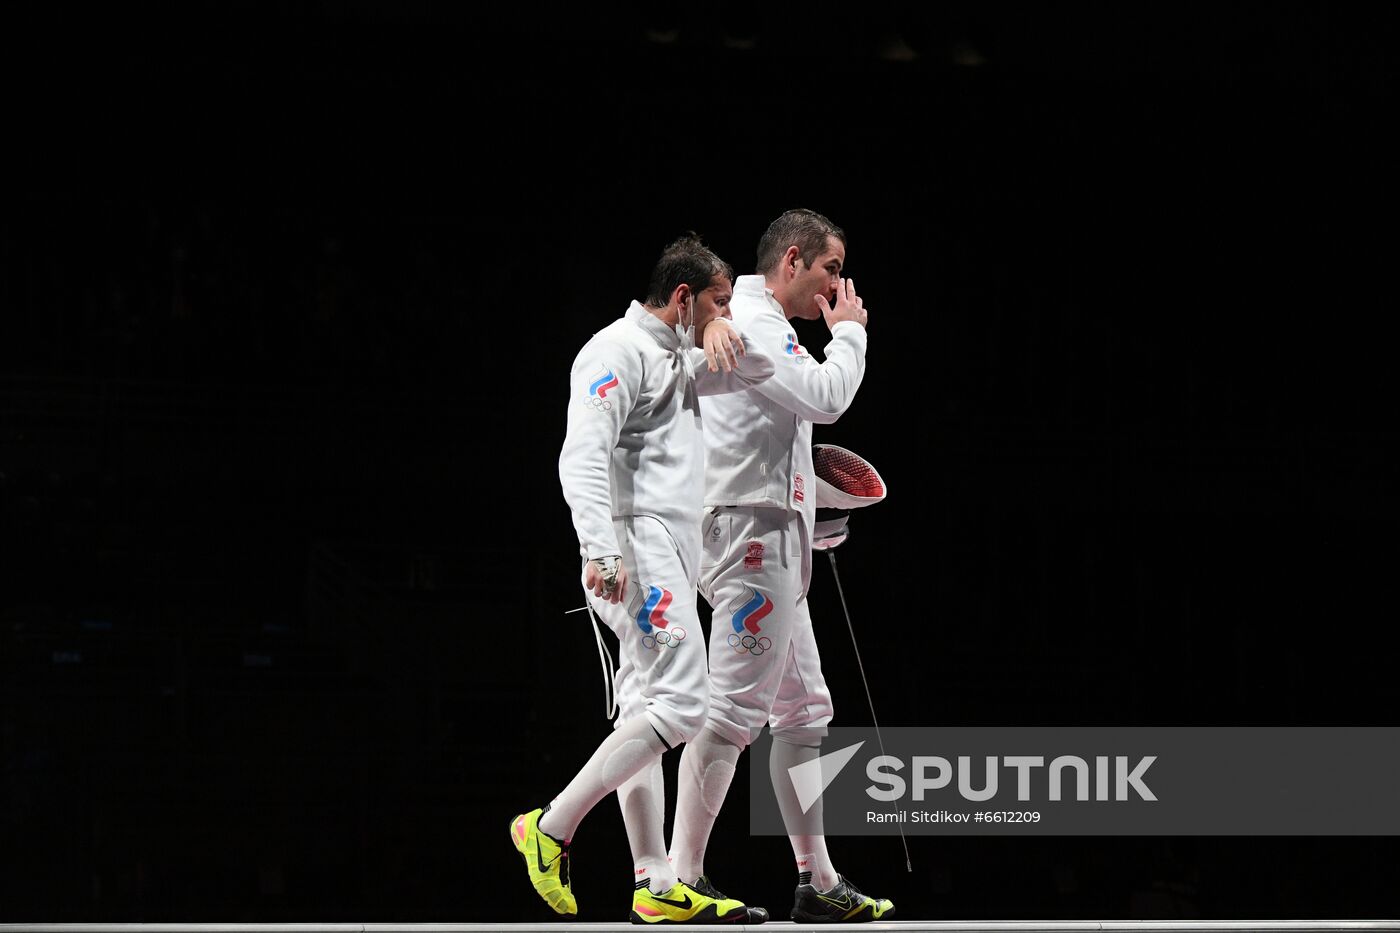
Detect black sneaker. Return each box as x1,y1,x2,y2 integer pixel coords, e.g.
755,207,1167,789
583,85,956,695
692,874,768,924
791,874,894,923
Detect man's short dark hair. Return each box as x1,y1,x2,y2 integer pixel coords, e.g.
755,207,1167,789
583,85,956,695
755,209,846,276
646,234,733,308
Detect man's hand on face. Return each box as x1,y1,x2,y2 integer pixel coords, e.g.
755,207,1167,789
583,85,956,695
701,318,745,373
816,277,868,331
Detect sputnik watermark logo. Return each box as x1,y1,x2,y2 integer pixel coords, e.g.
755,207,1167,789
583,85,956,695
789,741,865,814
785,741,1155,813
866,754,1157,802
750,727,1400,836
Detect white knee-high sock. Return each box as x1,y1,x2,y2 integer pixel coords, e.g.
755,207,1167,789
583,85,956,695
668,726,743,883
539,715,667,842
769,737,839,890
617,758,679,894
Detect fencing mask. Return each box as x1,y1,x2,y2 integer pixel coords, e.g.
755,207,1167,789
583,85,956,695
812,444,887,551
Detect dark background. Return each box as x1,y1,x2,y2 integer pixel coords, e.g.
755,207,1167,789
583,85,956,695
2,2,1397,922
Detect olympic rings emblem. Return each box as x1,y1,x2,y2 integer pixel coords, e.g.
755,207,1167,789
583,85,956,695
727,633,773,656
641,626,687,652
584,396,613,413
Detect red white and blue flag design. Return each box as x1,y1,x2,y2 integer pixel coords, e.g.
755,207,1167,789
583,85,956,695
635,585,673,635
732,586,774,635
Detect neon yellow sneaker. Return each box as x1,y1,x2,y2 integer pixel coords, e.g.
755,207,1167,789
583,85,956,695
509,806,575,916
630,878,748,924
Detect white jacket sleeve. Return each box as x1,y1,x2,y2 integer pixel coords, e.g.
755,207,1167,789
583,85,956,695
689,329,776,397
558,341,637,560
748,309,867,425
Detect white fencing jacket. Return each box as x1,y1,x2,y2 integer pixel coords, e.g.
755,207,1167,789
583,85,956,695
699,275,868,591
559,301,774,571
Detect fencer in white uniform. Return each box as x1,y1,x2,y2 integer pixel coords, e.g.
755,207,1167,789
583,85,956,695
669,210,895,923
512,236,772,923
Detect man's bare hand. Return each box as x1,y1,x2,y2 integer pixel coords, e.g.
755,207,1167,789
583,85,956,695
701,318,745,373
815,277,868,331
585,556,628,604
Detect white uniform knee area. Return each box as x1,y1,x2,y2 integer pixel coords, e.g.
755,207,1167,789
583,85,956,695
698,758,737,817
602,737,656,788
667,702,710,745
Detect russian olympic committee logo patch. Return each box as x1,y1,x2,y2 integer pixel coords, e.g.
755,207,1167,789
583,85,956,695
635,584,687,651
728,585,774,656
584,368,620,412
783,333,806,356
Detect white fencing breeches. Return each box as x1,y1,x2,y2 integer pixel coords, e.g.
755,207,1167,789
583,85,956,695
588,514,709,748
698,506,834,748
